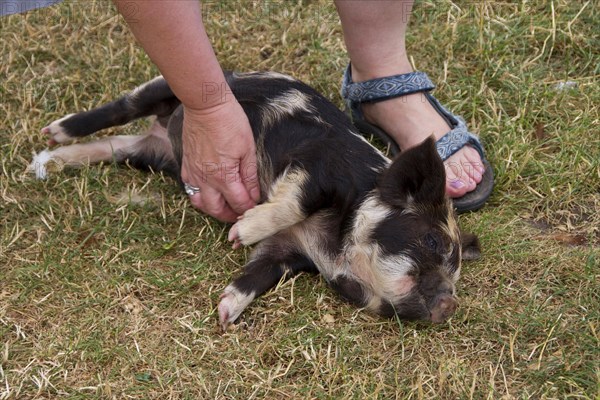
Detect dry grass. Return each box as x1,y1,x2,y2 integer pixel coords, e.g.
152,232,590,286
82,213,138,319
1,1,598,399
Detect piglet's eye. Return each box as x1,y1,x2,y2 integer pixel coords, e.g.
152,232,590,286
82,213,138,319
424,233,440,251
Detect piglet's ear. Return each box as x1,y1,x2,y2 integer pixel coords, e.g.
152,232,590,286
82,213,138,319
460,231,481,260
377,136,446,207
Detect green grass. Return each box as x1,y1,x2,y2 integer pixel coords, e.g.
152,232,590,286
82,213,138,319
1,1,598,398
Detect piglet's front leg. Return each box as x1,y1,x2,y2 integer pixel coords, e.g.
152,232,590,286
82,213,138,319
218,248,317,331
218,286,257,331
218,255,288,331
228,168,309,248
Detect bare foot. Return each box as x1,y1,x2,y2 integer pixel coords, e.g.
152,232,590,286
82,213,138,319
355,77,484,198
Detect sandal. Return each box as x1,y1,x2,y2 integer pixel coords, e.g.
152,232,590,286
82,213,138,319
341,65,494,213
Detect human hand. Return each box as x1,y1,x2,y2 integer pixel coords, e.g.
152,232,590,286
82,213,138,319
180,98,260,222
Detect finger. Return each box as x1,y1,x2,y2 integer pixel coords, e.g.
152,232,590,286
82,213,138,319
219,179,255,216
241,153,261,203
187,191,204,210
199,185,239,223
188,186,238,223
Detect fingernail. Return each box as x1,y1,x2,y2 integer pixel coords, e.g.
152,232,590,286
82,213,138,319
450,180,465,189
250,187,261,202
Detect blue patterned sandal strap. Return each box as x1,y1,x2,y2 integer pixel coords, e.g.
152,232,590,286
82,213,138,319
435,123,486,162
342,65,436,104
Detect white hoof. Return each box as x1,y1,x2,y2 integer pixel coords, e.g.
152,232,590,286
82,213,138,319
218,286,255,331
42,113,75,145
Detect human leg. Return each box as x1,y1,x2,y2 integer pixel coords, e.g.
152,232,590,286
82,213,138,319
335,0,489,203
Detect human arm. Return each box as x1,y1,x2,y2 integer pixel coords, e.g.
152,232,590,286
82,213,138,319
112,0,260,222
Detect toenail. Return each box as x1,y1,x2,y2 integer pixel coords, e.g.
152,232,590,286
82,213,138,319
450,180,465,189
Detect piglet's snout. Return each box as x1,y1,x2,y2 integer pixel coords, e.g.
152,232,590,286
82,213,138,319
430,294,458,323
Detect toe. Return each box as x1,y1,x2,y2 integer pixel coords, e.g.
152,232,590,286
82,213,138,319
444,154,468,197
444,146,484,198
462,146,484,184
447,178,468,198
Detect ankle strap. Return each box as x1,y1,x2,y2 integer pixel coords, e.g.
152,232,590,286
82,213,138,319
342,65,436,104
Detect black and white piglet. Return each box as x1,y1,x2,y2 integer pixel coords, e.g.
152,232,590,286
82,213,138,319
29,71,480,330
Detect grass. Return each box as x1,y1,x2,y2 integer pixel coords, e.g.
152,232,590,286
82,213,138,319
1,0,598,398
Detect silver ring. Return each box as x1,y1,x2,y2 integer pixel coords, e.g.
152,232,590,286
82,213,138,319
184,182,200,196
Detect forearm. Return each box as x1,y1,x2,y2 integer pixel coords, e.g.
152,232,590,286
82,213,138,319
113,0,228,110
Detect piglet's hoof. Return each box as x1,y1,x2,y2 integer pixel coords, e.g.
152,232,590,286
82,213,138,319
42,113,75,146
218,287,255,332
227,223,242,249
218,293,233,332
